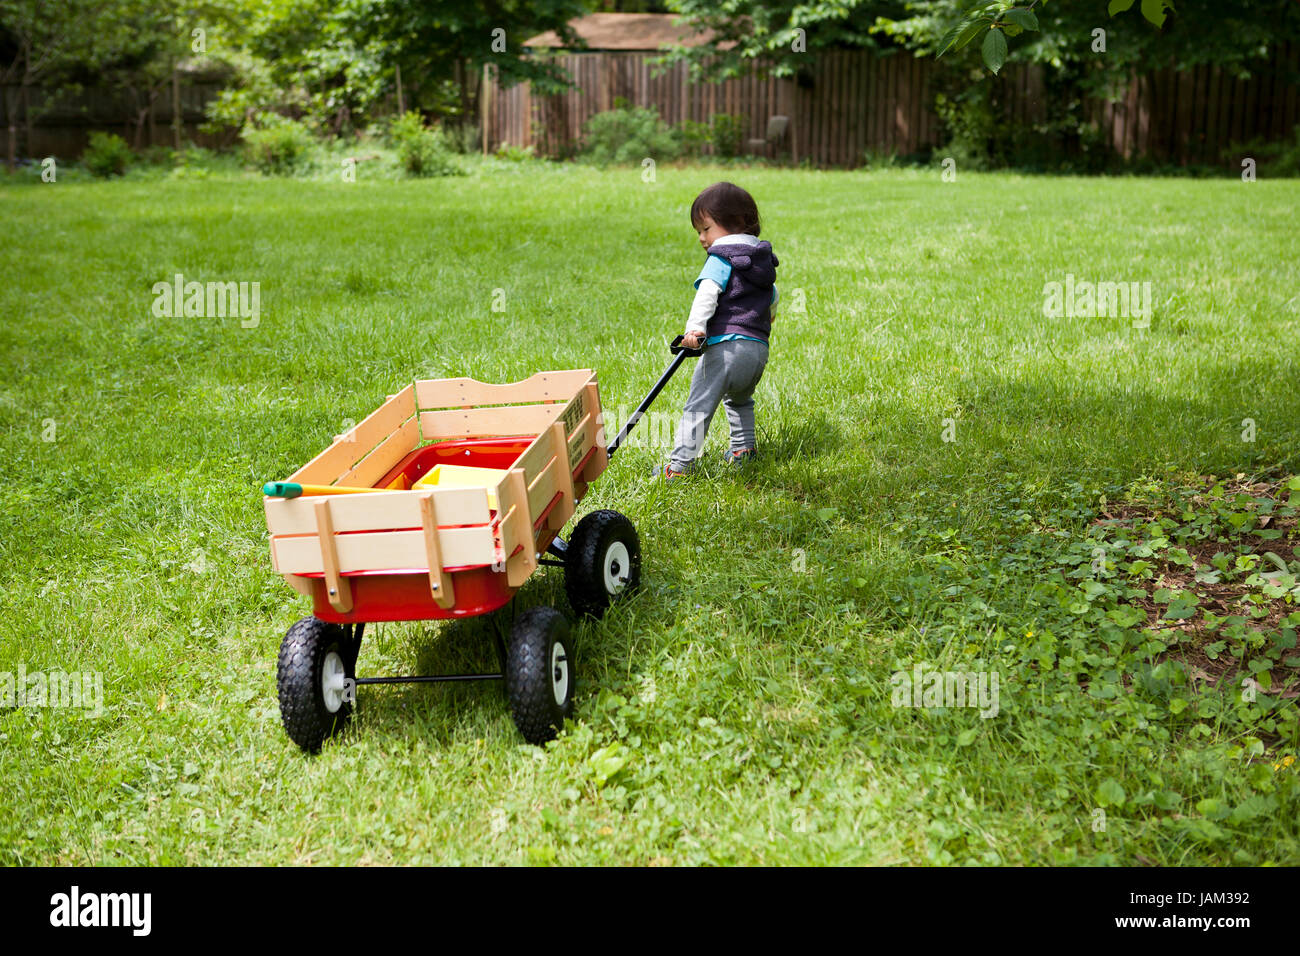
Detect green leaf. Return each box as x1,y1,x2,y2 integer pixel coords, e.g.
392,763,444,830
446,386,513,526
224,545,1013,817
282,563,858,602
1153,790,1181,811
1081,580,1108,601
953,18,990,52
1107,605,1146,628
956,728,978,746
1162,593,1199,620
1004,9,1038,31
1108,0,1136,13
588,743,627,787
1097,778,1126,807
1196,797,1229,819
982,26,1008,73
938,16,986,56
936,23,963,56
815,507,838,522
1140,0,1170,28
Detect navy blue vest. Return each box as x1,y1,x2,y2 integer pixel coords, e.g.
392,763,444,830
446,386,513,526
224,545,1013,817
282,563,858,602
705,240,778,343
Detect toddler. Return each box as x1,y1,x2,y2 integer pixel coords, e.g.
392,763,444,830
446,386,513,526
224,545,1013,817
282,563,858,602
664,182,778,476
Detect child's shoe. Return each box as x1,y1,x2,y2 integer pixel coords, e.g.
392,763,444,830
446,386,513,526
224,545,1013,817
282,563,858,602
724,448,757,466
653,464,690,481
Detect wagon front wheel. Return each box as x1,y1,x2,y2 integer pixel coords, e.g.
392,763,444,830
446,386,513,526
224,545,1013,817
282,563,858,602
276,616,355,753
505,607,574,745
564,509,641,617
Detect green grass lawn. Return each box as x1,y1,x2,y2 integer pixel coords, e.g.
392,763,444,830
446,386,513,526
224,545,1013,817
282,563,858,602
2,161,1299,865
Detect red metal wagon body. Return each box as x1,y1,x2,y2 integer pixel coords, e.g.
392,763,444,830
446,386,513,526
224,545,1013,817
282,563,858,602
263,370,643,750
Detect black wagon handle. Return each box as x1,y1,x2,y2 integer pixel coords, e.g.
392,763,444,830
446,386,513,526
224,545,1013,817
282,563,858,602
605,335,706,459
669,334,707,356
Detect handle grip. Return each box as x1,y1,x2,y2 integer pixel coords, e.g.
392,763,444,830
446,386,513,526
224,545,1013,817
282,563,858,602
670,334,706,357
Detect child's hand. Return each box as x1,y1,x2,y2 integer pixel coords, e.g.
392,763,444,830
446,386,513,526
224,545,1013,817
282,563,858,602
681,330,704,349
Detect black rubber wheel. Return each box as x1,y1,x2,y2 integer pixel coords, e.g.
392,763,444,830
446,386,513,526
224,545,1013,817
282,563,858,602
276,616,356,753
564,509,641,618
505,607,574,745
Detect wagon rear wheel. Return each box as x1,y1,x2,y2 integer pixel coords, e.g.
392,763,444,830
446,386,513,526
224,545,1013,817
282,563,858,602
505,607,574,745
564,509,641,618
276,616,356,753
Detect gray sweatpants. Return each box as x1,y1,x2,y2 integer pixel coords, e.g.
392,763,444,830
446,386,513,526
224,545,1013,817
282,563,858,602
669,338,768,471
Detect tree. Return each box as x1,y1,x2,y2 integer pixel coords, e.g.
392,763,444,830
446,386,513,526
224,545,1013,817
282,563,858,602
363,0,591,127
663,0,1300,81
662,0,906,81
0,0,109,166
203,0,592,139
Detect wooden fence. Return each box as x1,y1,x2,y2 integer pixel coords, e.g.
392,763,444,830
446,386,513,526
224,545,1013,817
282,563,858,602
484,44,1300,167
3,80,226,159
1086,49,1300,162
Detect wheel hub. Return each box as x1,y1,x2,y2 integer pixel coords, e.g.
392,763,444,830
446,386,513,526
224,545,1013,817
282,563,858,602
603,541,631,595
550,643,570,706
321,651,347,713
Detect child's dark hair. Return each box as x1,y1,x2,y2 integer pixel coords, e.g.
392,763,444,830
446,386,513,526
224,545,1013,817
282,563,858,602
690,182,761,237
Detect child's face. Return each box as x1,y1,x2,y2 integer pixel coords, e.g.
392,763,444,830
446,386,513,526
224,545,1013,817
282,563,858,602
695,213,728,250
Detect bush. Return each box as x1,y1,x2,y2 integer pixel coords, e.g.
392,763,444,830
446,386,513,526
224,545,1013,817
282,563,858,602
579,101,681,165
241,113,315,175
710,114,748,158
139,145,178,167
446,122,482,155
679,119,712,158
932,68,1120,174
83,132,133,177
388,111,462,177
1228,126,1300,178
494,143,536,162
933,86,1006,171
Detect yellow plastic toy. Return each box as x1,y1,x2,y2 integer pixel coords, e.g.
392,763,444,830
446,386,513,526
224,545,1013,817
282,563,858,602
412,464,508,508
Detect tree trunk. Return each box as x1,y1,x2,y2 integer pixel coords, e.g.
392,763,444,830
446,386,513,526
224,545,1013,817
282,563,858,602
464,64,481,128
481,63,490,155
172,67,182,149
456,58,469,121
395,63,404,115
4,86,16,171
21,81,31,160
20,38,32,160
5,48,21,170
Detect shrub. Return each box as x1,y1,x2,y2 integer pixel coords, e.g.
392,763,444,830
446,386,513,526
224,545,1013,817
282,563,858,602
446,122,482,155
388,111,462,177
579,101,681,165
494,143,536,162
679,119,712,158
932,70,1119,174
241,113,315,175
1229,126,1300,178
83,132,133,177
139,145,178,166
710,114,748,158
933,87,1006,171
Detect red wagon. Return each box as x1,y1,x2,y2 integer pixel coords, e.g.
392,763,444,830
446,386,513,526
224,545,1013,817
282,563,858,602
262,369,642,750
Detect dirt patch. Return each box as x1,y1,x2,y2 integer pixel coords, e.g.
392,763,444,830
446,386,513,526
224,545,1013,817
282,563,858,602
1092,476,1300,699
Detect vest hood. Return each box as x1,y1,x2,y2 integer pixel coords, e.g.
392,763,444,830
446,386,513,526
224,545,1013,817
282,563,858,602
708,240,778,287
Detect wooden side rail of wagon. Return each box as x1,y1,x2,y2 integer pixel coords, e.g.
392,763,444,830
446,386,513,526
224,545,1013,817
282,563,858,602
262,369,610,622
